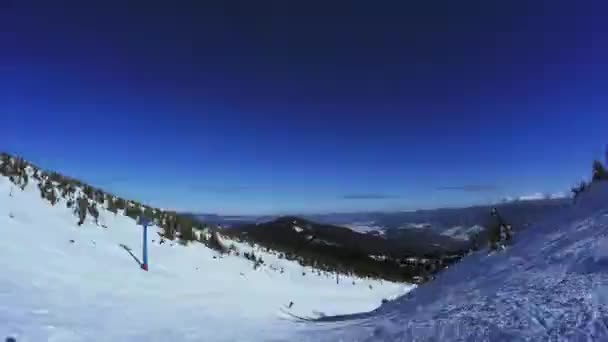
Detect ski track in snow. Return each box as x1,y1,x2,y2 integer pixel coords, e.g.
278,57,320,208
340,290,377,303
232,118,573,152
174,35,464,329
292,183,608,342
0,175,412,342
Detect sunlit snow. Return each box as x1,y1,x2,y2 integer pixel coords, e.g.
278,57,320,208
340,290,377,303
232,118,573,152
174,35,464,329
0,175,413,342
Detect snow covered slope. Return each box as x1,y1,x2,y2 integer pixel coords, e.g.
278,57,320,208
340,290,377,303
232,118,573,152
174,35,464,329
0,172,413,341
292,182,608,341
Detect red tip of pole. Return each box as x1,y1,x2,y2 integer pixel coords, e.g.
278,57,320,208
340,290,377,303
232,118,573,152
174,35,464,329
141,264,148,271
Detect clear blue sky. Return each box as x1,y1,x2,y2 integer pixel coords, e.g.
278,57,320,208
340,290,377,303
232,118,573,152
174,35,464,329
1,1,606,215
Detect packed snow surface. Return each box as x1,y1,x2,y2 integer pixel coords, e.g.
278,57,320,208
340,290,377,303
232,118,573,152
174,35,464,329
0,175,412,342
292,183,608,341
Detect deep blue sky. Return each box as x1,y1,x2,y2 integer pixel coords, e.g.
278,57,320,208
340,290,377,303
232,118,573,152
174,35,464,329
1,1,607,215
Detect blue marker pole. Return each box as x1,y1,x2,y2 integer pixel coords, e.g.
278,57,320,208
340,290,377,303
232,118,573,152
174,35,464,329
142,219,149,271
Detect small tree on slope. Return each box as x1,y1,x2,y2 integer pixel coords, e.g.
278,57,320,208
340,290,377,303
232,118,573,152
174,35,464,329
592,160,608,182
77,197,88,226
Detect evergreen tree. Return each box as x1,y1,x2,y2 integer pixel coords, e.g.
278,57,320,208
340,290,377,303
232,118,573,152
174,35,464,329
142,206,156,222
163,214,177,240
77,197,88,226
46,185,58,205
83,185,94,199
95,190,105,204
114,197,126,211
125,204,141,220
20,172,29,190
179,222,196,243
592,160,608,182
106,194,117,214
88,203,99,224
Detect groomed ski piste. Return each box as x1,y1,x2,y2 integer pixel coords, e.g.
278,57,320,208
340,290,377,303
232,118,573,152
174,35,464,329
0,171,414,342
291,183,608,341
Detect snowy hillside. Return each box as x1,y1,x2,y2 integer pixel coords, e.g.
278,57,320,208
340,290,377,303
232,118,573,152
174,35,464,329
290,182,608,341
0,159,413,341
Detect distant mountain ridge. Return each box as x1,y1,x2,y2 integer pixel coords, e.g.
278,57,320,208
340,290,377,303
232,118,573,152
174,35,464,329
191,196,571,239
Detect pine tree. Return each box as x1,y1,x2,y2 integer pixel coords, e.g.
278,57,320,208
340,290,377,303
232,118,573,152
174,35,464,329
83,185,94,199
142,206,156,222
592,160,608,182
162,214,176,240
114,197,126,211
179,223,195,243
46,185,58,205
125,204,140,220
95,190,105,204
105,194,117,214
20,172,29,190
77,197,88,226
88,203,99,224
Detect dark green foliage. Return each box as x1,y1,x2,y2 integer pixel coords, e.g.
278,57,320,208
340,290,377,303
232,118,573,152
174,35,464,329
161,212,178,240
48,172,63,183
162,214,200,244
114,198,126,211
38,180,58,205
142,206,160,223
88,203,99,223
77,197,88,226
20,172,28,190
1,152,176,236
486,221,501,251
58,183,69,197
106,195,117,214
46,186,58,205
179,222,196,243
82,185,94,199
124,203,141,220
592,160,608,182
39,171,49,181
94,190,105,204
0,153,9,166
2,156,28,189
165,223,176,240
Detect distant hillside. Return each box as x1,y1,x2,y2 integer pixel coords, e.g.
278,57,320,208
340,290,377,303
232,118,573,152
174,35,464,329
187,213,275,227
3,152,461,284
304,198,572,236
222,216,470,283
